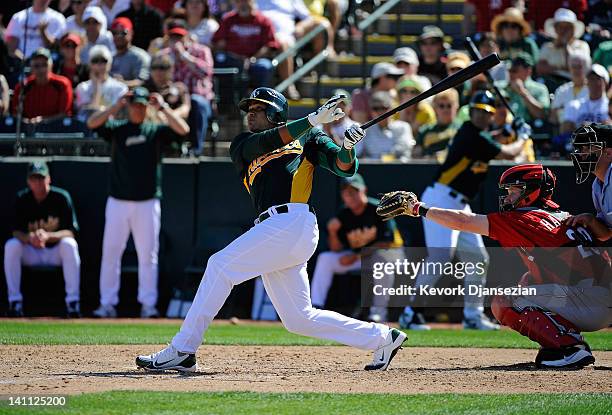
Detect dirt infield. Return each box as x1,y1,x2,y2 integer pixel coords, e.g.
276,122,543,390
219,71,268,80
1,344,611,395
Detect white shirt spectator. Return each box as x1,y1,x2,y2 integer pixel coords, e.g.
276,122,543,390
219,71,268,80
552,81,589,111
188,19,219,47
356,120,415,162
75,77,128,118
563,96,610,125
5,7,66,58
90,0,130,25
256,0,311,43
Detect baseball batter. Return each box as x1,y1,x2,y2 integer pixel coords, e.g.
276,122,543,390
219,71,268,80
378,164,612,368
136,88,407,372
398,91,529,330
566,123,612,241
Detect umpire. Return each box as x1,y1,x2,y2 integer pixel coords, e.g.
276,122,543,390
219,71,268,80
87,87,189,318
398,91,527,330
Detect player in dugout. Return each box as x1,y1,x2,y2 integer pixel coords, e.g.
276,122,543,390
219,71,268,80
377,164,612,369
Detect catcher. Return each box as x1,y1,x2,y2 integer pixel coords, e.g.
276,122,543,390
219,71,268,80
377,164,612,369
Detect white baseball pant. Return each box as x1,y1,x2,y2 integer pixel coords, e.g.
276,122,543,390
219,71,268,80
171,203,390,354
403,182,489,319
4,237,80,303
98,197,160,308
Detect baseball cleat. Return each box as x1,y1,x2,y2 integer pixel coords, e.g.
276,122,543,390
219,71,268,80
398,309,431,331
535,344,595,369
66,301,81,318
7,301,24,318
462,314,500,330
92,304,117,318
140,305,160,319
364,328,407,371
136,345,197,372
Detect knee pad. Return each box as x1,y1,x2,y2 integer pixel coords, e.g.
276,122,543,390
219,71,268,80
491,295,584,349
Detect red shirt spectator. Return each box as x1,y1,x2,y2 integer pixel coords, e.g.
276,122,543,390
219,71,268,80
466,0,514,33
11,48,73,119
212,10,279,58
525,0,587,31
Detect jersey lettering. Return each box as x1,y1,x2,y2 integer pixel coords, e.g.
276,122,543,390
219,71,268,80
246,140,303,186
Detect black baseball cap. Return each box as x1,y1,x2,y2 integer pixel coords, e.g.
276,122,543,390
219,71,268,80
27,160,49,178
340,173,366,190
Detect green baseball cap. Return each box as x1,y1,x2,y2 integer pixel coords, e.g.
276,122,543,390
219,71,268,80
27,160,49,178
31,47,52,60
511,52,534,68
340,173,366,190
130,87,150,105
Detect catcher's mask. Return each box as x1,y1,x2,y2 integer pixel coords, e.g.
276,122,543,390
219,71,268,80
570,123,611,184
498,164,559,212
239,87,288,126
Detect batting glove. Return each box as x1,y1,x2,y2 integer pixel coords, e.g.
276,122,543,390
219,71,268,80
343,124,365,151
307,94,346,126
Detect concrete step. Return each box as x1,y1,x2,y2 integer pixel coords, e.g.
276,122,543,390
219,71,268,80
375,14,469,36
299,77,364,99
325,55,394,78
336,34,454,56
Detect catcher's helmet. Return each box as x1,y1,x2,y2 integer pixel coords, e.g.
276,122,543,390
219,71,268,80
469,90,496,114
498,164,559,212
570,123,612,184
238,87,288,126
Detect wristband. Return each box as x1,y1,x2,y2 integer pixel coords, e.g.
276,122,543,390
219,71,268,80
337,145,355,164
414,202,429,217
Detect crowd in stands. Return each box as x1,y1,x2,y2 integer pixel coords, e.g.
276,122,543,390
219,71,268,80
0,0,610,159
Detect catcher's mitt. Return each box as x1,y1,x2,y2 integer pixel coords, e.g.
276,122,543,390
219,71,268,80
376,191,421,220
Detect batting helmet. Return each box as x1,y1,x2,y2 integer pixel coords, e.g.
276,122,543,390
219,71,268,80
238,87,288,126
469,90,496,114
570,123,612,184
498,164,559,212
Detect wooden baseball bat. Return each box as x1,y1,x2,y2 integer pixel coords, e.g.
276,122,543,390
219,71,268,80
464,37,516,117
361,53,501,130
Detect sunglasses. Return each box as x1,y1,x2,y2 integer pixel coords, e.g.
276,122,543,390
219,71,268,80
151,65,171,70
91,58,108,64
31,63,48,68
500,22,521,30
112,29,129,36
62,42,77,48
435,103,452,109
371,106,390,112
71,0,84,4
85,19,99,25
420,39,440,46
399,88,420,95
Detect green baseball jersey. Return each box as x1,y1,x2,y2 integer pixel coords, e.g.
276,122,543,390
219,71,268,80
416,121,461,157
494,78,550,123
230,118,357,214
434,120,502,200
95,120,180,200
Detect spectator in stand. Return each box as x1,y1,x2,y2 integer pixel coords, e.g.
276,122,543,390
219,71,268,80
0,75,9,118
4,161,81,319
322,88,354,146
304,0,343,41
54,33,90,88
562,64,611,133
143,54,191,125
475,32,507,82
550,52,590,125
90,0,130,23
51,0,75,17
462,0,514,36
75,45,128,119
159,19,213,155
116,0,163,50
414,88,460,162
350,62,403,124
446,51,471,98
397,78,436,135
80,6,115,61
110,17,150,87
393,47,431,93
495,52,549,124
417,25,448,84
586,0,612,33
537,9,590,87
147,17,182,55
526,0,587,32
491,7,538,64
212,0,279,89
64,0,92,36
183,0,219,47
5,0,67,59
593,40,612,73
11,48,73,121
256,0,334,99
357,91,414,162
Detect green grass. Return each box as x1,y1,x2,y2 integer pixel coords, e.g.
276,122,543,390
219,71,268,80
1,392,611,415
0,320,611,350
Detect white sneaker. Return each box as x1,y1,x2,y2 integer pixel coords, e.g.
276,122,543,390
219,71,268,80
141,305,160,318
136,344,197,372
364,328,407,371
463,314,500,330
92,304,117,318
